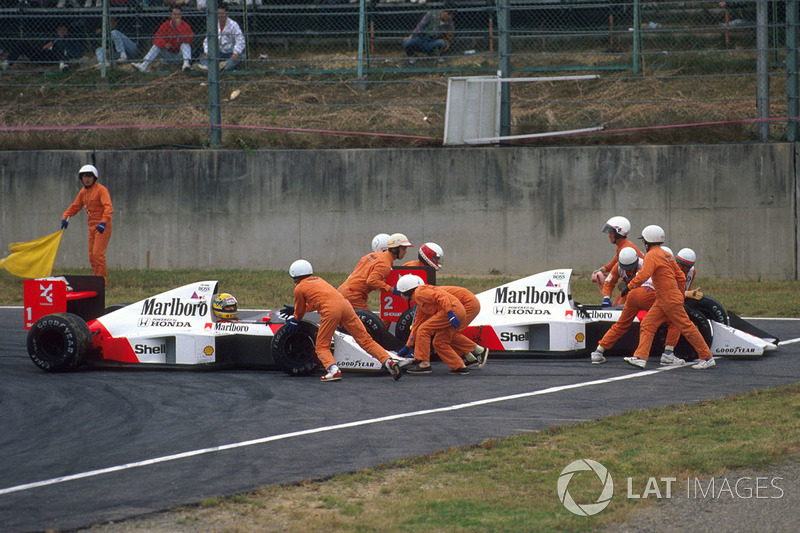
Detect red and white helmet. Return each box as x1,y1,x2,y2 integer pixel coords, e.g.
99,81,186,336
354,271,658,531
419,242,444,270
601,216,631,238
676,248,696,267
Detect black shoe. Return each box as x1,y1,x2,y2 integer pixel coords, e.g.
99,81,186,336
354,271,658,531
407,364,432,374
449,366,470,375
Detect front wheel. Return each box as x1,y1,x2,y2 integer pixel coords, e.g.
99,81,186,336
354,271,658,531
270,321,320,376
27,313,92,372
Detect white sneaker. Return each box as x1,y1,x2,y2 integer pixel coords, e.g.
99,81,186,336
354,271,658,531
0,59,9,70
660,352,686,366
196,62,208,71
624,356,647,369
58,61,69,71
83,0,92,6
590,350,606,364
132,62,149,72
119,52,128,62
182,61,191,71
692,357,716,370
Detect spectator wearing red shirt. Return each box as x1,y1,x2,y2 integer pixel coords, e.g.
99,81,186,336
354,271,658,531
133,7,194,72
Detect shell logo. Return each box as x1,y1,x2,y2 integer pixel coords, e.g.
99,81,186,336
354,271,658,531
203,346,214,356
575,333,584,343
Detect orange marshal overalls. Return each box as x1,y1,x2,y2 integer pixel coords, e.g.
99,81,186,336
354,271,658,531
627,246,712,361
598,259,656,351
439,285,480,356
294,276,391,369
665,265,697,347
338,250,394,311
402,260,426,268
63,182,113,284
407,285,466,370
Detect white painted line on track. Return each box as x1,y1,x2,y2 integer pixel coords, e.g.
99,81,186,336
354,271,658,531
0,365,685,497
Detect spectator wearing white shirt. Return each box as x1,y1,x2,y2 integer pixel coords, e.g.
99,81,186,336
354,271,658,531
197,5,245,72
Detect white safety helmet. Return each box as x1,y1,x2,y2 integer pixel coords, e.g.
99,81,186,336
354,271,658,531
289,259,313,278
618,247,639,269
601,216,631,238
419,242,444,270
661,246,673,257
387,233,413,249
676,248,696,267
396,274,424,294
639,225,665,245
78,164,98,179
371,233,390,253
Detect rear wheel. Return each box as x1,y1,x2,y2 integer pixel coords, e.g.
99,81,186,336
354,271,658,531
686,296,728,326
27,313,92,372
271,321,320,376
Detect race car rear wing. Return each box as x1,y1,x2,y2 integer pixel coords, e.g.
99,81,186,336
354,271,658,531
23,275,105,330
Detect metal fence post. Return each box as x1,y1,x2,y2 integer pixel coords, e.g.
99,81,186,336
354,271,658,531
207,0,221,148
498,0,510,139
357,0,366,78
633,0,640,75
757,0,769,141
788,0,799,142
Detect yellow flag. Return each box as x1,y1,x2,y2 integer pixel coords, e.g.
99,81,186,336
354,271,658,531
0,230,64,279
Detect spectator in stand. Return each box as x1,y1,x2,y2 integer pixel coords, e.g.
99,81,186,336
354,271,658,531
1,25,81,72
133,7,194,73
95,18,137,68
402,9,454,64
197,5,245,72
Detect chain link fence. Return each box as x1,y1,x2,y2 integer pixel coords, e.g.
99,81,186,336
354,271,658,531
0,0,794,147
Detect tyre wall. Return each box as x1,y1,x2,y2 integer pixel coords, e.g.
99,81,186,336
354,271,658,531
0,144,796,279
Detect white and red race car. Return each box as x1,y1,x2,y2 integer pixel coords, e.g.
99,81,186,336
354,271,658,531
390,269,778,360
24,277,400,376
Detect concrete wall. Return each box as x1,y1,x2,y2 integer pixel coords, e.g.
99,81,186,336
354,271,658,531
0,144,797,280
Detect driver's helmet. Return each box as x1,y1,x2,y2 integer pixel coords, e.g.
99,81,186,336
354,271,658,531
212,293,238,321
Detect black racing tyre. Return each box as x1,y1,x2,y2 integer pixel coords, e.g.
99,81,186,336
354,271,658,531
103,303,131,315
685,296,728,326
652,306,713,361
353,309,405,351
271,321,320,376
395,306,417,345
27,313,92,372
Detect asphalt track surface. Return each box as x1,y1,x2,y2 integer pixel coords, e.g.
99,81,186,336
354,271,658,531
1,306,799,533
